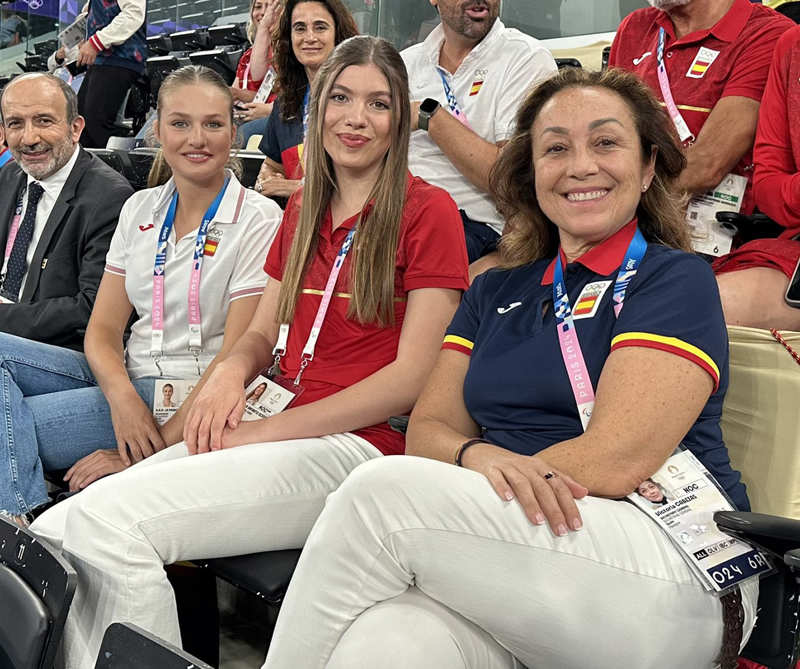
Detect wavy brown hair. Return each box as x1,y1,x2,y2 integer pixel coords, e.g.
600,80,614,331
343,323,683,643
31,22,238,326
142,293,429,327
276,36,410,327
273,0,358,122
490,67,690,267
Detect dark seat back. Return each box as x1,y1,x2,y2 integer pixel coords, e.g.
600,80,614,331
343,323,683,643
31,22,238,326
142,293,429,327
0,518,76,669
94,623,214,669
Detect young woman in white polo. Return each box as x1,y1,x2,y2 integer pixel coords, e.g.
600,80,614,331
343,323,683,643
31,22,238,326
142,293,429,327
0,65,281,526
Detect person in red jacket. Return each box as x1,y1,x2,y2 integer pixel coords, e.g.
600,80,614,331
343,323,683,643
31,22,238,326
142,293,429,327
713,25,800,330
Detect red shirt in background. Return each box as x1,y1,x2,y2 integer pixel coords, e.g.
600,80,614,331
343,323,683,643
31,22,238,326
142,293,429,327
609,0,793,213
235,46,277,101
264,175,470,455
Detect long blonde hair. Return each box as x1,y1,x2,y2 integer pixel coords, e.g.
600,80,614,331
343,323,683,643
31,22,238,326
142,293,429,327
490,67,691,267
147,65,241,187
276,36,410,327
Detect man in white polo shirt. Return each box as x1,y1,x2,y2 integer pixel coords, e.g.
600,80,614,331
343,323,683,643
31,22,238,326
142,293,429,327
402,0,557,262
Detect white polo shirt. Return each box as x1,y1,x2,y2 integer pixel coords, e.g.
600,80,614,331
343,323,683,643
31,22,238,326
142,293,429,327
402,19,557,234
105,171,282,379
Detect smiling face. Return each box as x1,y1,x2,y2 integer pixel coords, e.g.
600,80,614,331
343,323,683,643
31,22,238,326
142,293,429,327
251,0,265,25
291,1,336,75
322,63,393,181
531,86,655,255
432,0,500,43
154,82,235,186
1,77,83,180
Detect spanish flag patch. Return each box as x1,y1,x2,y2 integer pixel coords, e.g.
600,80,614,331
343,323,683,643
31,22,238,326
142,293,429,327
203,238,219,256
469,80,484,96
686,47,719,79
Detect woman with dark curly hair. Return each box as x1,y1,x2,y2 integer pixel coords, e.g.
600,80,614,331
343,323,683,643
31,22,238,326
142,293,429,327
261,67,757,669
254,0,357,199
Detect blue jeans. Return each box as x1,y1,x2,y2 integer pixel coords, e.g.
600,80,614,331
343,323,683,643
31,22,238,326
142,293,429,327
0,333,155,515
238,116,269,147
460,210,501,263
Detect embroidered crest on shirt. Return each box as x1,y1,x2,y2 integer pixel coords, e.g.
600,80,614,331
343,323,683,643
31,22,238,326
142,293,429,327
470,68,488,96
572,280,612,320
686,47,719,79
204,225,223,257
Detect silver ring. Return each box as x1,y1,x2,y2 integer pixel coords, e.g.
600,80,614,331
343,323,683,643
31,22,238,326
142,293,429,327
543,471,557,480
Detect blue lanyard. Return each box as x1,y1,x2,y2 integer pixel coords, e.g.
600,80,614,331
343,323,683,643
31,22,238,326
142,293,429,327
151,176,230,366
0,150,12,168
552,225,648,430
302,86,311,141
437,69,463,116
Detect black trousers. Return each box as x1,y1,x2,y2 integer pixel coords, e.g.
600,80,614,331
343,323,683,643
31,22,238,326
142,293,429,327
78,64,138,149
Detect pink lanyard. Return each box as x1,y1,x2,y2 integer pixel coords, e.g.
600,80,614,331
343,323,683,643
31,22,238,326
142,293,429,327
3,191,26,264
272,226,357,385
656,27,695,145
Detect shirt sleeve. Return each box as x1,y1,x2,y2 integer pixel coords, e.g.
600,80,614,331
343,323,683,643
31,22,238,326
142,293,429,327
229,193,282,301
753,27,800,228
104,197,132,277
610,251,727,391
607,13,632,68
258,103,283,164
494,42,557,141
234,48,251,88
89,0,145,50
400,184,470,293
441,272,485,356
720,14,792,101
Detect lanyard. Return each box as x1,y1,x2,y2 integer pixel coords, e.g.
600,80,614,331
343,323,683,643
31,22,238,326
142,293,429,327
656,27,695,145
3,189,25,264
553,226,648,431
301,86,311,142
150,176,229,374
437,69,463,116
272,225,357,385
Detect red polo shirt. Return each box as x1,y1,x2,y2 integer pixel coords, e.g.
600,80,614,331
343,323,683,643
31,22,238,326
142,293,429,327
264,175,469,455
609,0,793,213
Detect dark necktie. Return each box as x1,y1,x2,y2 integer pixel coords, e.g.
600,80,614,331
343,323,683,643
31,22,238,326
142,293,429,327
2,182,45,302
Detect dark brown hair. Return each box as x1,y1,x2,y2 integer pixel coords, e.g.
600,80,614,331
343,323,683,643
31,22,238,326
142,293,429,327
490,66,691,267
273,0,358,122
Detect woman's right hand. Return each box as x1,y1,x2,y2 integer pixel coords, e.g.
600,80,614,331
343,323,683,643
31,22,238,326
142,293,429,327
183,364,247,454
258,0,283,34
461,443,588,537
107,390,166,465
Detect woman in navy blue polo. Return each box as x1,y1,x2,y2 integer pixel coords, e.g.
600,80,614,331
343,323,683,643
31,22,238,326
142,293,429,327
261,68,756,669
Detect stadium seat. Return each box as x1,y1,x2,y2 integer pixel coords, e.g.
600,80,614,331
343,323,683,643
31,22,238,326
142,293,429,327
94,622,214,669
0,517,76,669
715,511,800,668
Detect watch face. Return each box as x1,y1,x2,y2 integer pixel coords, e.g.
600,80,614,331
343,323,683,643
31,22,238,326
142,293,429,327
420,98,439,114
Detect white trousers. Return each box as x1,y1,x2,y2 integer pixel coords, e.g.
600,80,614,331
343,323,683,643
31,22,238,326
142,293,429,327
263,456,759,669
30,433,381,669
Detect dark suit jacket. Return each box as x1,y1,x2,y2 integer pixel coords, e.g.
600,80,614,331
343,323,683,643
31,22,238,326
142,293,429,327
0,147,134,350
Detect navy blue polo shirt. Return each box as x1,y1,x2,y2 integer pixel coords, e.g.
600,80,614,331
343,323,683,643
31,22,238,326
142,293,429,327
257,95,305,181
444,220,749,510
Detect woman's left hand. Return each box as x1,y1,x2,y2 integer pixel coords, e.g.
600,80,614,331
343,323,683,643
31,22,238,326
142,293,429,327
64,449,128,491
462,443,588,536
239,102,273,122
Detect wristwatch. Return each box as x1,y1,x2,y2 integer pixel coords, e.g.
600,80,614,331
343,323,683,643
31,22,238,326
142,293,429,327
418,98,441,132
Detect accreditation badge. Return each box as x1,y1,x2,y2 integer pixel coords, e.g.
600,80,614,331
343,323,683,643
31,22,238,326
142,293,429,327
152,379,197,425
628,448,771,594
685,173,747,256
241,374,302,421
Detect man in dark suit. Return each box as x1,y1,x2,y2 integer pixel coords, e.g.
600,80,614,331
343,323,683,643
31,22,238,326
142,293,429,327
0,72,133,350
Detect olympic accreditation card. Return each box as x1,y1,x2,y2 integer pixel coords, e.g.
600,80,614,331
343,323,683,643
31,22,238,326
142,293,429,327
241,374,297,421
686,173,747,257
628,448,770,593
153,379,196,425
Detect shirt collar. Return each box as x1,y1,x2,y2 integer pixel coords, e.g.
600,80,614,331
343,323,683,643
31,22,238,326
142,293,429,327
541,219,639,286
656,0,750,45
27,144,80,199
151,169,246,225
423,18,505,69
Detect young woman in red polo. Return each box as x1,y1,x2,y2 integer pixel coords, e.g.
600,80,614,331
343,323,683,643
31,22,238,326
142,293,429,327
29,36,469,668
